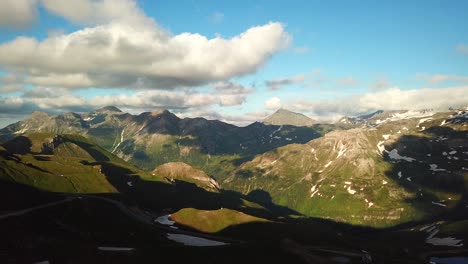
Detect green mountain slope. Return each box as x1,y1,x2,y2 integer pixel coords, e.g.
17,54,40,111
225,108,468,226
0,107,327,182
0,133,297,221
0,133,154,193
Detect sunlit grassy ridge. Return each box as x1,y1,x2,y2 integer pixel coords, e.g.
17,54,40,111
171,207,269,233
0,133,162,193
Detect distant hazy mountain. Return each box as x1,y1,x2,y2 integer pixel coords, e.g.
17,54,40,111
263,108,315,127
0,106,325,179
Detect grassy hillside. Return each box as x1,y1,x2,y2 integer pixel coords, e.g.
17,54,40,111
171,208,269,233
0,133,160,193
225,110,468,227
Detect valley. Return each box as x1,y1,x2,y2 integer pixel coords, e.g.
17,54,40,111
0,106,467,263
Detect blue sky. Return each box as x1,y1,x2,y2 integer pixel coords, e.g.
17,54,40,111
0,0,467,127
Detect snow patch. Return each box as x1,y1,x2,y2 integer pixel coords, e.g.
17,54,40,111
382,134,390,140
127,181,133,187
377,141,386,155
417,117,433,127
398,171,402,179
347,186,356,195
429,164,446,172
98,247,134,251
387,149,416,162
167,233,228,247
310,184,320,198
431,201,447,207
155,215,175,226
365,198,374,208
336,143,347,158
112,127,126,153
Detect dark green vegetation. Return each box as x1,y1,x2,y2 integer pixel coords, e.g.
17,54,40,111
1,107,467,263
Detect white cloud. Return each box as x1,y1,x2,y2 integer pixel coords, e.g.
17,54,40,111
40,0,153,27
0,85,24,93
0,87,248,114
213,81,253,95
0,0,38,28
418,73,468,84
456,44,468,55
266,74,305,91
176,109,269,127
26,73,95,88
0,21,290,89
265,97,282,110
290,86,468,118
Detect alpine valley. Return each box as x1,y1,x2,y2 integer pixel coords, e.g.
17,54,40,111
0,106,467,263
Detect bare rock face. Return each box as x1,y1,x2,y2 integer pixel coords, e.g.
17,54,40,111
41,135,64,154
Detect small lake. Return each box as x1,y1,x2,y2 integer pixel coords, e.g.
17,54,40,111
430,256,468,264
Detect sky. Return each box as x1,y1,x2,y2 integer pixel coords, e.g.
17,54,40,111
0,0,468,127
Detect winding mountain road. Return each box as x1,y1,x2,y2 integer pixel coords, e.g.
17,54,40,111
0,197,74,220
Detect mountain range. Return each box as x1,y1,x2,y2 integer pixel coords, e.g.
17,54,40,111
1,106,467,263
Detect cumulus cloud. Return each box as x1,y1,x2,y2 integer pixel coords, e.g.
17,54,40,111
266,74,305,91
41,0,153,27
0,20,289,89
265,97,282,110
213,81,253,95
0,85,24,93
0,87,249,116
418,73,468,84
290,86,468,118
456,44,468,55
0,0,38,28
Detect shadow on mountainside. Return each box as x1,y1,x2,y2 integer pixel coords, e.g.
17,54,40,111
2,136,33,155
80,160,300,219
382,126,468,224
0,179,434,264
167,121,323,156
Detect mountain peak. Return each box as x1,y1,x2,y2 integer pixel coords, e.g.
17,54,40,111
95,106,122,113
149,109,171,116
263,108,314,127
